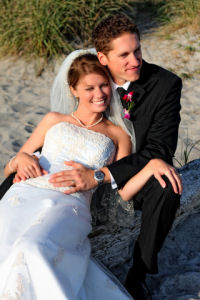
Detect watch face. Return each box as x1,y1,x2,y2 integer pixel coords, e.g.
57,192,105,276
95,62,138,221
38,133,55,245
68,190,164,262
94,171,104,183
95,171,104,180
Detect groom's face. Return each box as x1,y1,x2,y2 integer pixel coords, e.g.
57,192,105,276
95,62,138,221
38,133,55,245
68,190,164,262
98,33,142,85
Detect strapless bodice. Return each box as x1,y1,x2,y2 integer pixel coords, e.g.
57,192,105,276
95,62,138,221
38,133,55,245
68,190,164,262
25,122,116,193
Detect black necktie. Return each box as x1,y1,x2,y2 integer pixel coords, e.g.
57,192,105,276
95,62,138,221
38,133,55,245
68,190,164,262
117,87,127,103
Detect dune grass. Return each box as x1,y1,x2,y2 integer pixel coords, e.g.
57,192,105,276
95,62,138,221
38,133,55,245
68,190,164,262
153,0,200,33
0,0,199,70
0,0,131,63
175,139,200,167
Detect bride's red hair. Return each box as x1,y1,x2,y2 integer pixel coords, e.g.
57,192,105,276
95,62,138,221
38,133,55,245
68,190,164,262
67,53,110,89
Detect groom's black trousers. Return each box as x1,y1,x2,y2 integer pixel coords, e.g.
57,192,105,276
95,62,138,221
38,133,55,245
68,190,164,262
0,173,180,279
128,175,180,281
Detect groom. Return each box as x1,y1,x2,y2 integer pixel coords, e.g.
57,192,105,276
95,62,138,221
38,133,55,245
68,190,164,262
48,14,182,299
0,14,182,300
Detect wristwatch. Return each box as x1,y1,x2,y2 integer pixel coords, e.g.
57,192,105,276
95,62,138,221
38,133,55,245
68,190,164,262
94,170,105,186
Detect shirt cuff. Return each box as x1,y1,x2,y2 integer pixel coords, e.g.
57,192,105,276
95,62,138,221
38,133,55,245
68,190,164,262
32,151,41,159
109,171,118,189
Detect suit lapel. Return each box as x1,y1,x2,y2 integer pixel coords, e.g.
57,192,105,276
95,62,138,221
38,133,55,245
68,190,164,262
128,60,159,106
128,83,146,105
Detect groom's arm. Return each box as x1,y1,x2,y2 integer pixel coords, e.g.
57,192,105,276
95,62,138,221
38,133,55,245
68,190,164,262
108,76,182,189
0,173,15,199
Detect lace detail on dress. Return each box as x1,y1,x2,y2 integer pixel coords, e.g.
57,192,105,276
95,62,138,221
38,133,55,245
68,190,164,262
52,248,65,266
24,122,116,194
0,274,24,300
91,184,135,228
7,196,20,207
0,253,27,300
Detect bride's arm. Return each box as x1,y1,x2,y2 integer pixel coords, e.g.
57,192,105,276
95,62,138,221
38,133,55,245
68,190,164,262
114,128,132,161
118,159,182,201
99,126,132,184
4,112,60,178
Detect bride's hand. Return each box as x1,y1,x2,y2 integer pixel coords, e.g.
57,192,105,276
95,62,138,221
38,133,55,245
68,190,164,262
147,158,182,194
14,152,47,181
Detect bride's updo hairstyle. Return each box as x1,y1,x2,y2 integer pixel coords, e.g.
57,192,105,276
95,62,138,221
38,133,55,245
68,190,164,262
67,53,110,89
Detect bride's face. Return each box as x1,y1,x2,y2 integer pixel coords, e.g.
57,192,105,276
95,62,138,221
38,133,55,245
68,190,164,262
70,73,111,113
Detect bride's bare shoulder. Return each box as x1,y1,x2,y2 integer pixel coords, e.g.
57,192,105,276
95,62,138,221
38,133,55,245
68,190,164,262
105,119,129,138
43,112,71,123
104,119,131,151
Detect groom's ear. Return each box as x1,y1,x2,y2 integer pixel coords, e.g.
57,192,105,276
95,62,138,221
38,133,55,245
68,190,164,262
97,52,108,66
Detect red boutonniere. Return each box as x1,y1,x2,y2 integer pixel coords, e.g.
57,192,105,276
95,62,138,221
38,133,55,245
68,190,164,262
122,91,134,120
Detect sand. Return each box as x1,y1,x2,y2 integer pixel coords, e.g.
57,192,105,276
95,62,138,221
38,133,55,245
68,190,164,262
0,58,55,182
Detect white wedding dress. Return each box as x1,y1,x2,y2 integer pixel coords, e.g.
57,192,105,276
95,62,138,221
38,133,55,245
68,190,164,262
0,122,132,300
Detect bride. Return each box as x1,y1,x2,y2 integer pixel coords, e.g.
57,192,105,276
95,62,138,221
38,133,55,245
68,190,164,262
0,49,174,299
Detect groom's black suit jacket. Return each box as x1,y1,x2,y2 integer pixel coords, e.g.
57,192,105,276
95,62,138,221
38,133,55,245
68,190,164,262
108,60,182,189
0,60,182,198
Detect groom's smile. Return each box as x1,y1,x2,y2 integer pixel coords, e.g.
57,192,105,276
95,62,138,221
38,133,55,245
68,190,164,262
98,32,142,85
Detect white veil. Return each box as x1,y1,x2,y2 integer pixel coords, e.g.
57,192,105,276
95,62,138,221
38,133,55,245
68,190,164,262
50,48,136,152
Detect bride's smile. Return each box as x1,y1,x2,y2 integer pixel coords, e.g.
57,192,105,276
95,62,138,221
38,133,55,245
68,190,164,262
70,73,111,114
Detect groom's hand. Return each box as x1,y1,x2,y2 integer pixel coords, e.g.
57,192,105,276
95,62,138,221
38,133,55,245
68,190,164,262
49,161,98,194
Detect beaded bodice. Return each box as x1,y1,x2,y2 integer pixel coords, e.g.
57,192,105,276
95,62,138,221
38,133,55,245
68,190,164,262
25,122,116,193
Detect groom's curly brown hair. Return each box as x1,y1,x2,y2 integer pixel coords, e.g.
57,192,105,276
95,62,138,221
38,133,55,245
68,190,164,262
92,14,140,55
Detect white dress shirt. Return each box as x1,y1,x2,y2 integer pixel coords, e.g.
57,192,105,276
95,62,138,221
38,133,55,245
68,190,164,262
109,80,131,189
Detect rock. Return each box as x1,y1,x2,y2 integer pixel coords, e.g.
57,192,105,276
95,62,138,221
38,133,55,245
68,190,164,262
90,184,141,283
89,159,200,297
148,159,200,299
